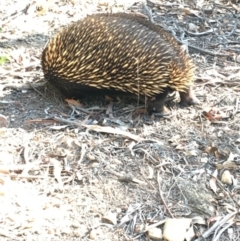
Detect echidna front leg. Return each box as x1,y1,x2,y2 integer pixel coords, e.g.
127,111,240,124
147,88,169,113
179,86,199,106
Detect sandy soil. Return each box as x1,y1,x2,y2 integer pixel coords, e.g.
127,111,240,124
0,0,240,240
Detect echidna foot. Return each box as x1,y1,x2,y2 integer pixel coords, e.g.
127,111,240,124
179,87,199,106
147,89,169,114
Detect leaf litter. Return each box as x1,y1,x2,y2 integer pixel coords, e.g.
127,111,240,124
0,0,240,240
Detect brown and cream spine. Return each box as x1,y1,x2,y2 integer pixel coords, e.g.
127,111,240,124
42,13,198,112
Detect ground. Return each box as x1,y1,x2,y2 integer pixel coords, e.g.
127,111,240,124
0,0,240,241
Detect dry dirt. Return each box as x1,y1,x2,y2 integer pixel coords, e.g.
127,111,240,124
0,0,240,241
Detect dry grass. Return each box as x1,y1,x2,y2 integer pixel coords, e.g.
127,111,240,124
0,0,240,240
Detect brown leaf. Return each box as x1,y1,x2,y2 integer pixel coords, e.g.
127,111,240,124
180,8,200,16
205,146,223,158
105,95,114,101
203,107,229,121
133,108,148,115
65,99,84,108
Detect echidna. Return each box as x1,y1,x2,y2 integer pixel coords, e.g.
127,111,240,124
42,13,198,113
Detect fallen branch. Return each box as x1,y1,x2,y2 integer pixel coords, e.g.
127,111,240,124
53,116,143,141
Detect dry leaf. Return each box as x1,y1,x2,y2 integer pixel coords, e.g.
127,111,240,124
24,119,58,125
192,216,207,225
65,99,84,108
203,107,228,121
185,150,198,156
209,170,218,194
102,212,117,225
175,144,184,150
50,125,69,130
215,152,238,170
148,166,154,179
180,8,199,17
226,152,235,162
105,95,114,101
215,162,238,169
207,216,222,225
51,158,63,185
205,146,223,158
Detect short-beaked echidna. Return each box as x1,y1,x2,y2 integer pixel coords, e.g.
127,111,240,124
42,13,198,112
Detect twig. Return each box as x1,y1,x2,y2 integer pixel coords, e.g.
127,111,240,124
83,124,143,142
188,44,230,57
53,116,143,142
28,82,46,97
2,3,31,27
212,221,235,241
233,97,239,116
77,144,87,166
0,81,47,97
106,168,146,185
185,29,214,36
1,174,44,179
157,171,174,218
53,116,82,127
1,81,47,91
194,211,238,241
0,227,17,239
142,2,154,23
143,219,166,232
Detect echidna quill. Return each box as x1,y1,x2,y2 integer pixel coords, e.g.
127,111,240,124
42,13,199,113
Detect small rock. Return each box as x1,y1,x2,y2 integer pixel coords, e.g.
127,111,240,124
221,170,233,185
89,228,102,240
91,162,100,168
89,229,97,240
163,218,192,241
50,197,63,208
73,231,81,238
148,227,162,240
185,150,198,156
188,23,198,32
86,153,97,161
71,221,80,228
0,114,8,128
102,212,117,225
236,55,240,63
